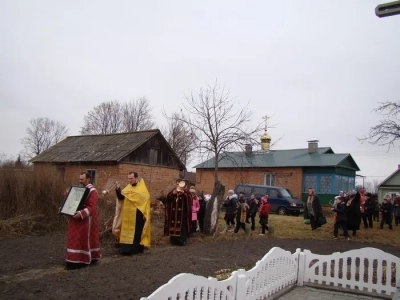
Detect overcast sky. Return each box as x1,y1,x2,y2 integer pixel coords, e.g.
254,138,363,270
1,0,399,186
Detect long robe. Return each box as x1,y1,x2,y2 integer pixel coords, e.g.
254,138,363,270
66,184,101,264
164,189,192,246
118,179,151,255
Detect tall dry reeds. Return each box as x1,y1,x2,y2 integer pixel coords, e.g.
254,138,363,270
0,165,66,234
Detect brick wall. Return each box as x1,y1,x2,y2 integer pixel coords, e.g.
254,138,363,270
195,167,303,198
34,162,180,201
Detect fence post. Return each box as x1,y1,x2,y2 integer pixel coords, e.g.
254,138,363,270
393,278,400,300
235,270,247,300
297,249,305,287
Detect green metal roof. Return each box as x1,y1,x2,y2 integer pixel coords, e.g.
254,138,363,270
193,147,360,171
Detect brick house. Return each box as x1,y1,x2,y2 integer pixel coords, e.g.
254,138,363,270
193,140,360,204
30,129,185,200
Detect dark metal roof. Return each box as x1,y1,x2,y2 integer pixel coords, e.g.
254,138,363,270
30,129,163,163
193,147,360,171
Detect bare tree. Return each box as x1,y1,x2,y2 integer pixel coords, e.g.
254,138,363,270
81,98,155,134
122,97,155,132
359,101,400,149
174,81,263,235
81,100,123,134
21,117,68,158
162,111,195,166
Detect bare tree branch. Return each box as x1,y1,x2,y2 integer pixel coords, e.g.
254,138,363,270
81,100,123,134
177,80,264,184
81,98,155,134
359,101,400,149
161,110,196,166
122,97,155,132
21,117,68,158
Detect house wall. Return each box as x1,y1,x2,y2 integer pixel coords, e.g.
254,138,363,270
377,170,400,202
34,162,180,200
195,167,303,198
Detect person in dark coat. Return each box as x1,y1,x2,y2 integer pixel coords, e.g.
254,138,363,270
345,192,361,236
304,188,322,230
380,196,393,230
332,196,350,240
197,192,207,232
373,198,380,222
221,190,237,233
363,192,375,228
246,193,259,231
393,195,400,226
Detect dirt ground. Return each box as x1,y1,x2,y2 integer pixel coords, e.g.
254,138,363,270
1,232,400,300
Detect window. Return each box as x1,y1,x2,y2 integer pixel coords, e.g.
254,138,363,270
87,169,97,185
319,175,333,194
253,187,267,196
336,175,341,193
303,175,317,192
269,188,279,198
149,149,158,165
264,173,276,186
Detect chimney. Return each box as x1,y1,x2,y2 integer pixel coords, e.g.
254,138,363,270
245,144,252,154
307,140,319,154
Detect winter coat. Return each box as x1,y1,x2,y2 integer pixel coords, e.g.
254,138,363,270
198,196,206,218
247,198,259,217
236,198,249,223
259,202,270,217
363,197,375,215
223,194,237,219
393,197,400,217
333,202,347,222
304,195,322,226
381,202,393,217
346,193,361,231
191,196,200,221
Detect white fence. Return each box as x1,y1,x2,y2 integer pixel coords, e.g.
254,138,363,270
141,247,400,300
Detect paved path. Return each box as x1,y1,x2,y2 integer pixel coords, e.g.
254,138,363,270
278,286,389,300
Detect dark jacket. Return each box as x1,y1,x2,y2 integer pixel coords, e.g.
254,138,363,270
346,193,361,231
304,195,322,222
247,198,259,217
381,202,392,216
333,201,347,222
364,196,375,215
223,194,237,219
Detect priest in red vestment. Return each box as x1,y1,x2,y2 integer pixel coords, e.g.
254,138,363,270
65,172,101,270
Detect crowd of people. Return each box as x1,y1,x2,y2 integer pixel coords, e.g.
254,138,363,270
60,171,400,270
304,187,400,241
220,190,271,235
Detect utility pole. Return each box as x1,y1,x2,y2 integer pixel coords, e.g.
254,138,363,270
375,1,400,18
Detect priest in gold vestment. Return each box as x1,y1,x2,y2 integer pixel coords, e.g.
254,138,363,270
115,171,151,255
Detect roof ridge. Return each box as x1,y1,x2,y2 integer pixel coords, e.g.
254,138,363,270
68,128,159,138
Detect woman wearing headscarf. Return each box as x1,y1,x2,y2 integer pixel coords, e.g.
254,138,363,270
345,192,361,236
304,188,322,230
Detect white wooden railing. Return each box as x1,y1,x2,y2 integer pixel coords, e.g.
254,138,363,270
299,247,400,297
141,247,400,300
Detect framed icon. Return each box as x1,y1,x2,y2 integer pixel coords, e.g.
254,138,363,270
60,186,89,216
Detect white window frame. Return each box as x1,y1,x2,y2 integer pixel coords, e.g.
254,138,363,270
87,169,97,185
264,173,276,186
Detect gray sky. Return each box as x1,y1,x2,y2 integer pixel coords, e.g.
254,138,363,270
1,0,399,186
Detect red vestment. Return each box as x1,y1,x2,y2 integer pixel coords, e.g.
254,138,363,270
66,184,101,264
